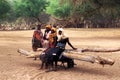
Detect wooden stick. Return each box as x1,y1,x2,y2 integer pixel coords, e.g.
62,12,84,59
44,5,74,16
17,48,43,58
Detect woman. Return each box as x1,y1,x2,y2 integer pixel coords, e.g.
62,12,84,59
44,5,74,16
57,28,77,50
43,25,52,48
32,24,43,51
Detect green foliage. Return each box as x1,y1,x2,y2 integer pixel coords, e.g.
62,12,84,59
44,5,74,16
46,0,72,19
0,0,11,19
73,0,120,19
73,0,97,17
96,0,120,18
14,0,47,19
46,0,120,20
0,0,120,28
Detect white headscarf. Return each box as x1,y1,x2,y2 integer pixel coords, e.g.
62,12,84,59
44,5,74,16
57,28,67,41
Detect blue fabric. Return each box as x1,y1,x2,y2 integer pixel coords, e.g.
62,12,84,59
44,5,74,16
56,42,66,48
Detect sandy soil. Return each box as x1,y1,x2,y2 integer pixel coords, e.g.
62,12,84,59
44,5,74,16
0,28,120,80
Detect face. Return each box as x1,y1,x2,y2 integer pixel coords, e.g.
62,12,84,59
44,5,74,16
46,27,51,31
51,30,55,33
37,26,41,30
58,31,62,35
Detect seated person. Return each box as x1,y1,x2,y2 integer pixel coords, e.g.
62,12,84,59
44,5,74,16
43,28,77,69
43,24,52,48
48,27,57,48
32,24,43,51
57,28,77,50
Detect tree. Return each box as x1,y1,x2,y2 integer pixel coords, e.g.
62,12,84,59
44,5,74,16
58,0,120,28
0,0,11,20
13,0,48,23
46,0,72,20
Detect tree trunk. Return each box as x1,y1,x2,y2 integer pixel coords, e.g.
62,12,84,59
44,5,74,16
17,48,115,66
82,47,120,52
63,52,114,66
37,17,41,23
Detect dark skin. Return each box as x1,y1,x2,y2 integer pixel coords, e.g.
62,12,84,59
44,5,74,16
32,24,42,51
37,24,41,30
43,27,51,40
41,30,76,70
58,31,62,35
32,24,43,60
46,27,51,32
58,30,77,50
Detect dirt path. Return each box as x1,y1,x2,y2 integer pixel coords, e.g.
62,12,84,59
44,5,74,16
0,29,120,80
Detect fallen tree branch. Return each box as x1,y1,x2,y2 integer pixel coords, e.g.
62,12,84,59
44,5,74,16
63,52,114,66
81,47,120,52
17,48,115,66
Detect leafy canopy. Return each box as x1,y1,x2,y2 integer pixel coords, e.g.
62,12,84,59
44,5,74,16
14,0,47,18
0,0,11,19
46,0,72,19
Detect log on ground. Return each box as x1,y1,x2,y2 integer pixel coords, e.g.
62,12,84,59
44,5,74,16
17,48,115,66
82,47,120,52
63,52,115,66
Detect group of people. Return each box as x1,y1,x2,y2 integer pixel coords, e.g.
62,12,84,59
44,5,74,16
32,24,77,69
32,24,77,51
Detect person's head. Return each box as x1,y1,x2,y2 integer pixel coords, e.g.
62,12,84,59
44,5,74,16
58,28,63,35
45,25,52,31
51,27,57,34
37,24,41,30
53,24,57,28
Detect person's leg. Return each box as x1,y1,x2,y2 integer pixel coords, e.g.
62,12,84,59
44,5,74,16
32,44,37,51
67,58,74,68
32,43,38,60
38,40,43,48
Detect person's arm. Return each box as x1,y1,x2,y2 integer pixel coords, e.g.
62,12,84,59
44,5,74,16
43,30,49,40
53,36,58,47
67,38,77,50
46,31,51,39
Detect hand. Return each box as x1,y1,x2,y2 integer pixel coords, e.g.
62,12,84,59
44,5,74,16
73,48,77,50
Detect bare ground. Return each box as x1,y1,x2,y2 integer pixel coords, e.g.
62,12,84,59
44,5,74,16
0,28,120,80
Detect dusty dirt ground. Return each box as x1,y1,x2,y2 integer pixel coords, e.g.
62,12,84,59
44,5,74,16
0,28,120,80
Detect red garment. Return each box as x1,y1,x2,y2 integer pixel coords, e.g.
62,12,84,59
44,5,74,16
32,30,43,51
33,30,43,40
